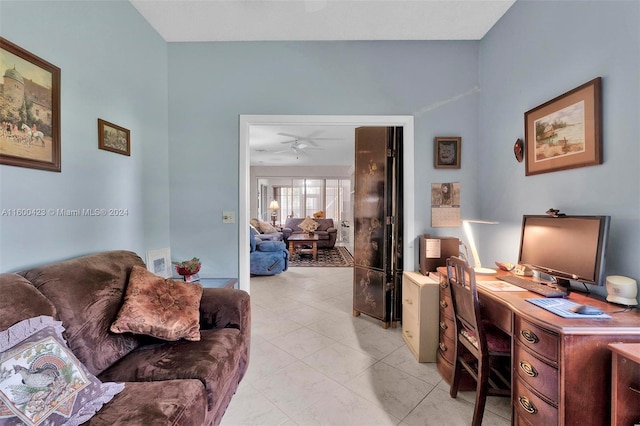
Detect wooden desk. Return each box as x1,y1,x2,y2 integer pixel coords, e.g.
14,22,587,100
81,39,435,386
436,268,640,426
608,343,640,426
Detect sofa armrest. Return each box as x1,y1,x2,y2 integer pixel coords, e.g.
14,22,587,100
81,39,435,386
327,227,337,233
257,241,286,252
199,288,250,332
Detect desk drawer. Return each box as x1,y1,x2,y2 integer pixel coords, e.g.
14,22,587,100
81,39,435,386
514,343,559,404
439,316,455,342
513,378,558,425
514,317,558,363
438,328,455,363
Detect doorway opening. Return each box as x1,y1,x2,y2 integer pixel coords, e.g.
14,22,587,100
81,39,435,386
239,115,415,292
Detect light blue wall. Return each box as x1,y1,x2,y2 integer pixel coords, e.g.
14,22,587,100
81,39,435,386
1,1,637,295
0,1,170,271
478,0,640,294
167,41,481,277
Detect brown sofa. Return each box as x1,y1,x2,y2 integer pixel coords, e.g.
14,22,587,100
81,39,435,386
282,217,338,248
0,250,250,426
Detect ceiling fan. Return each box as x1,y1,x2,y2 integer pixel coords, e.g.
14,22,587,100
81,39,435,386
271,130,342,156
272,139,321,156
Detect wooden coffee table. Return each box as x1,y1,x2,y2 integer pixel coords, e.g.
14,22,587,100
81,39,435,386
287,234,319,261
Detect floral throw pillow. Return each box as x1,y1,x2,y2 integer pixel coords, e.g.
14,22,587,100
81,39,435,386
298,217,319,233
110,266,203,341
0,316,124,426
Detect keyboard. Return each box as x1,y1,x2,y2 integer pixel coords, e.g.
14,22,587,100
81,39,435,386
497,275,567,298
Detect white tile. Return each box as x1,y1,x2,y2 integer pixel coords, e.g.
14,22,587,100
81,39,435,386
302,342,378,384
271,327,337,359
252,361,343,418
220,382,291,426
345,362,436,419
227,267,513,426
339,322,405,360
381,346,444,386
291,385,400,426
242,337,297,384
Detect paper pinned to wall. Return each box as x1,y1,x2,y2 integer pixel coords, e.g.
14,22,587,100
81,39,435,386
431,182,461,227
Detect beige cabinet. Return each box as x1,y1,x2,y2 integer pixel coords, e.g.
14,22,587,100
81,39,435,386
401,271,439,362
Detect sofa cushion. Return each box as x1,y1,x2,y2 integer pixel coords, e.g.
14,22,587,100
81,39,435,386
0,316,124,425
85,380,206,426
0,273,56,331
258,221,278,234
19,250,147,376
111,266,203,341
98,328,244,412
298,217,320,233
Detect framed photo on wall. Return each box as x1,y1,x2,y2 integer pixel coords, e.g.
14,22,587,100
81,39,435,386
146,248,172,278
434,137,461,169
98,118,130,156
0,37,61,172
524,77,602,176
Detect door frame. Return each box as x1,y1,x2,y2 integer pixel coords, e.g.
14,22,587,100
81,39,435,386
239,115,415,292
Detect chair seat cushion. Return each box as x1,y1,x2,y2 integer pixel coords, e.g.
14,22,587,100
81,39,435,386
461,321,510,353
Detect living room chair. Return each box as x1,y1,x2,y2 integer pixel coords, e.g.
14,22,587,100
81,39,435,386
446,256,511,426
250,227,289,275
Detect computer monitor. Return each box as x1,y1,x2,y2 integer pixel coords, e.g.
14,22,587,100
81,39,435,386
518,215,611,288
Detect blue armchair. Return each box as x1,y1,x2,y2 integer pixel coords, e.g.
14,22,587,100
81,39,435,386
250,228,289,275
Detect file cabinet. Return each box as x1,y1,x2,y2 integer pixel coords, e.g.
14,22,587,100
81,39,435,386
401,271,439,362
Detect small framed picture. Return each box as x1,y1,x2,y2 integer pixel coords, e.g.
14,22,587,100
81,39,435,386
146,248,172,278
98,118,130,156
434,137,461,169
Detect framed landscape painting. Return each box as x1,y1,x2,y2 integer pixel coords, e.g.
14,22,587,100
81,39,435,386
524,77,602,176
98,119,130,156
0,37,61,172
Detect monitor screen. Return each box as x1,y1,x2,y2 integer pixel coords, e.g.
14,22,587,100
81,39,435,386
518,215,611,286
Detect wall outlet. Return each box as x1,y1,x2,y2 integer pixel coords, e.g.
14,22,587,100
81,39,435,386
222,211,235,224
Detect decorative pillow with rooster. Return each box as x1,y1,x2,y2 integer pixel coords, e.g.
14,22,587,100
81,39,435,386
0,316,124,425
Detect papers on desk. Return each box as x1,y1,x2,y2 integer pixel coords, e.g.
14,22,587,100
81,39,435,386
477,281,528,292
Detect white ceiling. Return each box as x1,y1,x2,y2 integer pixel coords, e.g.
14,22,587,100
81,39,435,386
130,0,515,42
130,0,514,166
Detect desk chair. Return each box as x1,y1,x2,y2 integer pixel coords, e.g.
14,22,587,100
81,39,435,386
446,256,511,426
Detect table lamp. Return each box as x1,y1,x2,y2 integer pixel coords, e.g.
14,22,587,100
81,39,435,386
462,219,498,275
268,200,280,226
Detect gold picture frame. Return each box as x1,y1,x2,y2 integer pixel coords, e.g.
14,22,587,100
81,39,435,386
525,77,602,176
0,37,61,172
434,137,461,169
98,118,130,156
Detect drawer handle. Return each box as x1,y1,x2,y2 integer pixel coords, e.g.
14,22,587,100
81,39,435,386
440,300,448,309
439,321,448,330
519,360,538,377
520,329,539,344
404,298,413,305
518,396,538,414
404,330,413,338
440,281,449,289
439,342,448,352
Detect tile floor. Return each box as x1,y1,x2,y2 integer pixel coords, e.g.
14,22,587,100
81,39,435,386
221,267,512,426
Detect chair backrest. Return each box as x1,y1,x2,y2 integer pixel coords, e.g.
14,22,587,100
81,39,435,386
446,256,487,355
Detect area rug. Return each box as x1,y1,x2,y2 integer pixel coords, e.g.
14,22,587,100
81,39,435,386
289,246,354,267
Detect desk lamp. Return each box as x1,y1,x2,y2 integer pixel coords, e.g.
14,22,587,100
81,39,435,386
268,200,280,226
462,219,498,275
